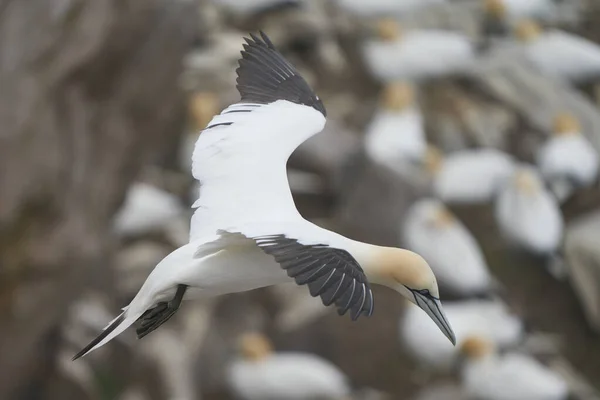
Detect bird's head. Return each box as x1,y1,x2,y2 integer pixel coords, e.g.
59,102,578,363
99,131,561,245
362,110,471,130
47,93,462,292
553,112,580,137
514,19,542,42
189,91,220,130
367,247,456,345
237,333,273,361
382,82,414,112
375,18,402,42
484,0,506,19
423,144,443,175
513,167,541,195
459,335,494,360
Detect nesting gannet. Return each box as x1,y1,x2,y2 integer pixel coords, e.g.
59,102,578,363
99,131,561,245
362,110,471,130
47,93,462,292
460,336,569,400
425,146,515,204
365,82,427,172
227,333,350,400
336,0,445,18
495,164,563,258
73,32,455,360
401,199,491,295
362,19,476,82
401,300,524,370
537,112,599,202
515,20,600,83
113,182,185,238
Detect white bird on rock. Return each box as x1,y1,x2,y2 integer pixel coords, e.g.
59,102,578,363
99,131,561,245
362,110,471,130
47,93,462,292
401,299,524,370
362,19,476,83
537,112,599,202
227,333,351,400
73,31,455,360
424,146,516,204
401,199,492,295
460,335,569,400
336,0,445,18
515,20,600,83
365,82,427,173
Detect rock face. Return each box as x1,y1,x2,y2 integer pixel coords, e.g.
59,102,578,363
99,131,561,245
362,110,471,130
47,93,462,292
0,1,194,398
565,211,600,334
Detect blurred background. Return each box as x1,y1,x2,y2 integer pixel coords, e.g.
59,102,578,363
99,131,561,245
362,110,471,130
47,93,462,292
2,0,600,399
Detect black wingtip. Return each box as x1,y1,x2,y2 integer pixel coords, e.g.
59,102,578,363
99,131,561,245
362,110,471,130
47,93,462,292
72,314,125,361
235,31,326,116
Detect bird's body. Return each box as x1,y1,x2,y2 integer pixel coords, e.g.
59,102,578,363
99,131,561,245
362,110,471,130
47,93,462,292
402,199,491,295
428,148,515,204
336,0,445,17
228,353,350,400
460,337,568,400
363,24,475,82
73,32,455,361
495,165,563,255
401,299,523,369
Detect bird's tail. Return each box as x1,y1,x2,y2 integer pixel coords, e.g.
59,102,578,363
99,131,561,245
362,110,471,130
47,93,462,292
72,307,144,360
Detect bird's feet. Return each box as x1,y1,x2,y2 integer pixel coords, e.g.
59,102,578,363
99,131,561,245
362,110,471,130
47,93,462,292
136,284,187,339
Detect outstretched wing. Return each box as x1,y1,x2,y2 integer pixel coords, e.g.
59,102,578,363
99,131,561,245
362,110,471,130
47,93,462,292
190,32,328,240
217,229,374,321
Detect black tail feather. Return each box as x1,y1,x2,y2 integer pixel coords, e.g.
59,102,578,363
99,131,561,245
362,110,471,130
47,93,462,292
72,313,125,361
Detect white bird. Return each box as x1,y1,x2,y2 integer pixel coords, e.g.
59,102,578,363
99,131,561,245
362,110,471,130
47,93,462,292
460,335,569,400
401,198,492,295
537,112,599,202
113,182,185,238
227,333,351,400
400,299,524,370
494,164,564,257
365,82,427,173
362,19,476,83
336,0,445,18
73,31,455,360
424,146,516,204
515,20,600,83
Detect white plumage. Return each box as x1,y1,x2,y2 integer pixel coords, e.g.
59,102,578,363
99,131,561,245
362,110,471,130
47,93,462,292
362,20,476,82
460,336,569,400
400,300,524,370
227,334,350,400
427,147,516,204
537,113,599,202
113,182,185,237
401,199,491,295
516,20,600,82
336,0,445,17
494,164,563,255
365,82,427,172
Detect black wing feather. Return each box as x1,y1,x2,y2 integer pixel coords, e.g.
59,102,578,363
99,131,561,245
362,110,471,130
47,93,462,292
249,234,374,320
236,31,326,116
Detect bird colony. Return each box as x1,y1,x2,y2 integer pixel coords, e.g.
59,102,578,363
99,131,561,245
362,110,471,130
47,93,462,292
63,0,600,399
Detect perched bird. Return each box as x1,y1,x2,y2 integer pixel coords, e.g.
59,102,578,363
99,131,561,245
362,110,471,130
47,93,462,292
362,19,476,82
537,112,599,202
401,299,524,370
424,146,516,204
227,333,351,400
401,198,492,295
73,31,455,360
336,0,445,18
364,82,427,173
494,164,564,276
460,335,569,400
113,182,186,240
515,20,600,83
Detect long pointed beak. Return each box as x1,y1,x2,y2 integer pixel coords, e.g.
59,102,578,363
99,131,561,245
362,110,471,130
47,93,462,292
414,293,456,345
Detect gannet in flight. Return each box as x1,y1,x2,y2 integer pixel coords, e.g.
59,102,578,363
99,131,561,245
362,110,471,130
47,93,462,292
73,32,455,360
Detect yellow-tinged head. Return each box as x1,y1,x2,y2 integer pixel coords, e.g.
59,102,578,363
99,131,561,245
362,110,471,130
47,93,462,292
432,206,456,228
382,82,414,112
376,18,402,42
424,145,443,175
484,0,506,19
189,92,220,130
514,167,541,195
238,333,273,361
460,335,494,360
367,247,456,345
514,20,542,42
553,112,581,136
